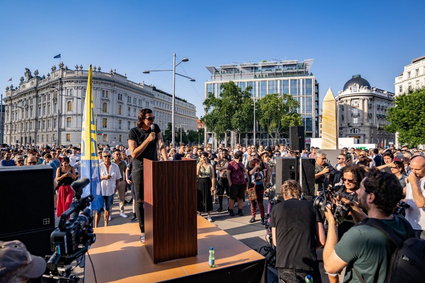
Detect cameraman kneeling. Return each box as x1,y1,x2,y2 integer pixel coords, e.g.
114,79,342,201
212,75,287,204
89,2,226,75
323,169,413,283
271,180,325,283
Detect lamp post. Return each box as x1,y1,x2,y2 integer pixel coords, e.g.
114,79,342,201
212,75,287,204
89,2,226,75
253,95,256,146
143,53,195,147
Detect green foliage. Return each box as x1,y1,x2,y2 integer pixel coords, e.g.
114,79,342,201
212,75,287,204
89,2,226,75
163,123,204,145
202,83,303,142
257,93,302,136
385,88,425,147
202,81,253,135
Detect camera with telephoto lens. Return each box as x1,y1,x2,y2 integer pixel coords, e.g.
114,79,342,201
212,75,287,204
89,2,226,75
43,178,96,282
313,184,354,224
394,201,410,216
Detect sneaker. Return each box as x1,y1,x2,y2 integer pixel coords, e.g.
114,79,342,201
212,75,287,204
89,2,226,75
261,217,266,225
140,234,145,243
207,215,213,222
108,215,112,221
238,209,243,216
249,217,256,223
228,209,234,216
120,213,128,218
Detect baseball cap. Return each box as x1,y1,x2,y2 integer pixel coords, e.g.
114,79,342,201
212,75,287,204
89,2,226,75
0,240,47,282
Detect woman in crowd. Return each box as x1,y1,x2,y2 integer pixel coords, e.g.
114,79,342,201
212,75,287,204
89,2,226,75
390,160,407,193
197,152,215,222
55,157,77,217
336,165,365,237
248,158,266,224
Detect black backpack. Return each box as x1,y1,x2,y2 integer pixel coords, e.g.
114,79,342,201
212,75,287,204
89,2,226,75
356,217,425,283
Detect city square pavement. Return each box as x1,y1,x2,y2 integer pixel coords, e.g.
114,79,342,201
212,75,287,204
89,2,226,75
96,192,329,283
101,193,270,251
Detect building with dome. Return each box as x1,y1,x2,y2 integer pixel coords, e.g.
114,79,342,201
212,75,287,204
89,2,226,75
336,75,395,146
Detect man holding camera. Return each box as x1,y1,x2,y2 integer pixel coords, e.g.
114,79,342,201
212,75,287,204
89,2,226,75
271,180,325,283
315,152,331,193
323,169,412,282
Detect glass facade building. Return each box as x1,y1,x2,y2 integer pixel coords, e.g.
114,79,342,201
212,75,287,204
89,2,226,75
205,60,319,137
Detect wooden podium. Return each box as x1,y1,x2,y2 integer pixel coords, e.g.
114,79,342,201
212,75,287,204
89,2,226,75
144,159,197,263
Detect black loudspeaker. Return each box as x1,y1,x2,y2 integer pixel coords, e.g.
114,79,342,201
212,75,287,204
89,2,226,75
299,158,315,197
289,126,305,151
275,157,299,189
0,165,55,257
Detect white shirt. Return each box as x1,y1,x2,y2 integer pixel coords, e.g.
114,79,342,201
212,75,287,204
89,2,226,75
405,176,425,230
99,163,122,196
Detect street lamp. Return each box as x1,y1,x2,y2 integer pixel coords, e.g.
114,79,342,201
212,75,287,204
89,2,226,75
143,53,195,147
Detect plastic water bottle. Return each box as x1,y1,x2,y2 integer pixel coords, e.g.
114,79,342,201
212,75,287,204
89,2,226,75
208,247,216,268
304,274,313,283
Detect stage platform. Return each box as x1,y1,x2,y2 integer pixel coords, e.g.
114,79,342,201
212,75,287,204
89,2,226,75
85,216,265,283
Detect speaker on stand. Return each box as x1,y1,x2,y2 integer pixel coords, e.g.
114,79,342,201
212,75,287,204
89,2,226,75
299,158,315,199
289,126,305,151
275,157,299,189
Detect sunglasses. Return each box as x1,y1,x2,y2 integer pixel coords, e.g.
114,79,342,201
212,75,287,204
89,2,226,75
337,157,345,160
103,155,111,158
28,161,37,165
18,160,24,163
342,178,356,184
145,117,155,121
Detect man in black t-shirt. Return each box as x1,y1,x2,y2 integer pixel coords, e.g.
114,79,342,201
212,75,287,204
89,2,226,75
128,108,167,242
271,180,325,283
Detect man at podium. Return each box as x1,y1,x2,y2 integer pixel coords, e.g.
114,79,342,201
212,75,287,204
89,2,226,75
128,108,167,242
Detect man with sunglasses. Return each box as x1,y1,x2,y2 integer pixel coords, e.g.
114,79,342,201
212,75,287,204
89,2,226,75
97,150,121,227
128,108,167,242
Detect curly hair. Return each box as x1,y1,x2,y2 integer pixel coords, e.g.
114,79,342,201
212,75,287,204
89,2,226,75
136,108,153,128
363,168,403,216
280,180,301,199
342,165,366,189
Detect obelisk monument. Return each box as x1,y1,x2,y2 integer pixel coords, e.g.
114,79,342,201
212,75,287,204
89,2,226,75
321,88,338,149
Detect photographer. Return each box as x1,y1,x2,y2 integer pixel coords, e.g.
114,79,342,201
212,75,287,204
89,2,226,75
315,152,332,193
323,169,412,283
336,165,366,237
271,180,325,283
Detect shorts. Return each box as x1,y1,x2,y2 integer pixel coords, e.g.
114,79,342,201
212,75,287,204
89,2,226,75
229,184,245,200
102,194,114,211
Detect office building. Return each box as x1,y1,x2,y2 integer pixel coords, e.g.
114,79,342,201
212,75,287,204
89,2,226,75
205,59,319,141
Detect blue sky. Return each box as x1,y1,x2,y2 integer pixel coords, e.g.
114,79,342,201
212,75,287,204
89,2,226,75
1,0,424,117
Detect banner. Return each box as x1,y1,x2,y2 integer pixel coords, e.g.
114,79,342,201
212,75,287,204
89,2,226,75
80,65,102,210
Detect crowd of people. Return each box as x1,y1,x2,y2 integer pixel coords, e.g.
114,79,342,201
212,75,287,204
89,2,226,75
1,107,425,282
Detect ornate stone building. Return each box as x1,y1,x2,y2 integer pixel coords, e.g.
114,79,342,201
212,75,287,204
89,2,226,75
395,55,425,96
2,64,197,146
336,75,395,146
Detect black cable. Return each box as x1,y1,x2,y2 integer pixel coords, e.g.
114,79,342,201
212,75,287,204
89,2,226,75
86,250,98,283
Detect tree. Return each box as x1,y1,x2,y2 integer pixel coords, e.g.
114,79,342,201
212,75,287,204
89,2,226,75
202,82,253,144
385,88,425,147
256,93,302,142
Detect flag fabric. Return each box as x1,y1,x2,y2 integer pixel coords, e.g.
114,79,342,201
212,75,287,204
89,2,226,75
80,65,102,210
53,54,61,59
